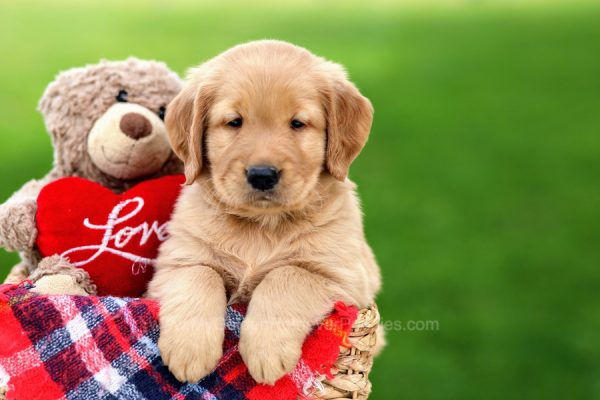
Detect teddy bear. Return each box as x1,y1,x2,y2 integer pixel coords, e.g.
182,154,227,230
0,58,184,296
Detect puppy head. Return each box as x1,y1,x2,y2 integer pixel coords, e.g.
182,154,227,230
166,40,373,212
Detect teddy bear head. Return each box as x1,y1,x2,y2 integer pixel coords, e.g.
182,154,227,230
38,58,183,192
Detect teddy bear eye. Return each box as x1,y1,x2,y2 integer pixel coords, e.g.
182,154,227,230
158,106,166,121
116,90,128,102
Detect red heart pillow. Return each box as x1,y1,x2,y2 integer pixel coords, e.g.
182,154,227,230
36,175,184,297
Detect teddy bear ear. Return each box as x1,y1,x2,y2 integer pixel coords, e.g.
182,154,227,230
37,63,92,141
165,80,215,184
38,78,69,140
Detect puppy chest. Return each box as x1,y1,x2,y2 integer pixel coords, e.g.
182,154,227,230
218,237,287,273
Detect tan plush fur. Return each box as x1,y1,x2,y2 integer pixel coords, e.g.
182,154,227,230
0,58,183,285
29,255,97,296
147,40,381,385
87,102,173,180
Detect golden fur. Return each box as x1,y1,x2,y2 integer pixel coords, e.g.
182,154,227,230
147,40,381,385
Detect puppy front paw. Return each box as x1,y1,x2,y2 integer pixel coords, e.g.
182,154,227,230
158,314,225,383
239,320,304,385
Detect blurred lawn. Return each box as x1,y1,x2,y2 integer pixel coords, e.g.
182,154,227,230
1,1,599,399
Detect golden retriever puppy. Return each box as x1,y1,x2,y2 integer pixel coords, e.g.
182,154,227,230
148,40,381,385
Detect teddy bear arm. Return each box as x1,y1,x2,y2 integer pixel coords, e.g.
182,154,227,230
0,177,54,252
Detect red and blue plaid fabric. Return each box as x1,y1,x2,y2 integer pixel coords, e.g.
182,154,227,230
0,283,357,400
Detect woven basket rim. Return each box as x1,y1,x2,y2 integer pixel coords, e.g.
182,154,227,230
313,303,379,400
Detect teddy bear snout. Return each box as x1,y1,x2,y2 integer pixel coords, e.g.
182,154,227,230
87,102,173,180
119,112,153,140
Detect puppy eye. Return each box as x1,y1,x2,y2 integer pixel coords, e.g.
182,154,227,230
158,106,166,121
290,119,305,129
116,90,128,102
227,118,243,128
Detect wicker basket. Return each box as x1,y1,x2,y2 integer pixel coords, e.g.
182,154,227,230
314,304,380,399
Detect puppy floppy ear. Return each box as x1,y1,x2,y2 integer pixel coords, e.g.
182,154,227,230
323,67,373,181
165,81,215,184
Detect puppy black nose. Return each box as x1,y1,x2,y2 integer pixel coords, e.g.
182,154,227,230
246,165,280,191
120,112,152,140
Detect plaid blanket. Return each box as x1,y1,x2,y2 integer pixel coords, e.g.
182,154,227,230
0,283,357,400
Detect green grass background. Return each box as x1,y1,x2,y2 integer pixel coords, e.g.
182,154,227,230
1,1,599,398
